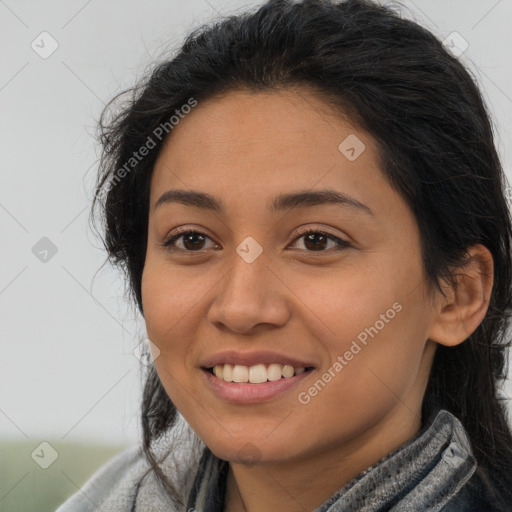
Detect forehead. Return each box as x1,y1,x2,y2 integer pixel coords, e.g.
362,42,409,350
150,88,390,216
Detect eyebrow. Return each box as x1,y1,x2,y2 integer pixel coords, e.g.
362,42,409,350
154,188,374,216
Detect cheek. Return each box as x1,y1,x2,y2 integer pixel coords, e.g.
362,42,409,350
141,267,170,342
141,261,204,343
141,262,208,404
287,259,406,345
289,255,429,407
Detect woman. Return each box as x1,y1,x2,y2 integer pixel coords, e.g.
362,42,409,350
56,0,512,510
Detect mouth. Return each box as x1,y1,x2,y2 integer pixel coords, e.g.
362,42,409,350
201,363,315,384
200,363,316,403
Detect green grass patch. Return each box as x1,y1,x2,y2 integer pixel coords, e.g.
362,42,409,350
0,439,132,512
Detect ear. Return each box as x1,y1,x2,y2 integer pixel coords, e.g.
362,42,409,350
427,244,494,347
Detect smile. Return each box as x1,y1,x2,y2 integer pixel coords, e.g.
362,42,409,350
207,363,312,383
201,364,315,403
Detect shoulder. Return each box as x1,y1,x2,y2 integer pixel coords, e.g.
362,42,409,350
55,414,206,512
55,444,147,512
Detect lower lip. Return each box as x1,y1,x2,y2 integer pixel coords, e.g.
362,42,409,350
201,367,314,403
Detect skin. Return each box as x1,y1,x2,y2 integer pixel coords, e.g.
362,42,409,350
141,88,493,512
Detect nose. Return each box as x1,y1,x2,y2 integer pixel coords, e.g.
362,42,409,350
206,246,291,334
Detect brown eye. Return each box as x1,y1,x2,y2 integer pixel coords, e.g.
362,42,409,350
161,228,351,254
290,230,351,252
162,230,216,251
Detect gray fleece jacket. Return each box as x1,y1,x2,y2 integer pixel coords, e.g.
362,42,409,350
54,409,507,512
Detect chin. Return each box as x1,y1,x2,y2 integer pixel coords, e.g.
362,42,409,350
204,435,300,466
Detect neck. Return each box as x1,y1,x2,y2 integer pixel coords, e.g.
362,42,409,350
223,404,423,512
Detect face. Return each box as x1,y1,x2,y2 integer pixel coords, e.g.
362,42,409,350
141,88,439,465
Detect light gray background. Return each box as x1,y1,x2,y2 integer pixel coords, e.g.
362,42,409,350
1,0,511,446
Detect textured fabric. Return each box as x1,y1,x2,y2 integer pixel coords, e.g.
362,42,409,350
55,413,206,512
55,408,501,512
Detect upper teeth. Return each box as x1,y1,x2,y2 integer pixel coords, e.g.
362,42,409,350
213,363,306,383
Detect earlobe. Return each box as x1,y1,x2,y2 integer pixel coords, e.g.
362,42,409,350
427,244,494,347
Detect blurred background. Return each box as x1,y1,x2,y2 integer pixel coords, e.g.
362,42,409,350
1,0,511,510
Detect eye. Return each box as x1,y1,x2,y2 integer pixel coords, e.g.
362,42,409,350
289,229,351,252
161,228,351,253
161,229,217,252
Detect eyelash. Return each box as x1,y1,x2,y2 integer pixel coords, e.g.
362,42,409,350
161,227,351,254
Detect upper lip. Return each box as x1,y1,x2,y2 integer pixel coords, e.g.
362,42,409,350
200,350,316,369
